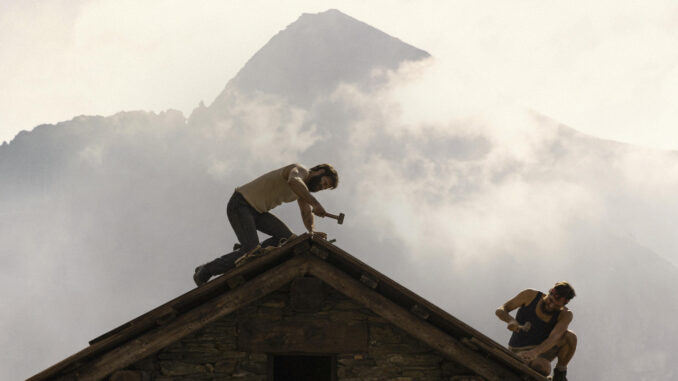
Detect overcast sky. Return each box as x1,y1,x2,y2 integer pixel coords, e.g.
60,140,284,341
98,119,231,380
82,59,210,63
2,0,678,149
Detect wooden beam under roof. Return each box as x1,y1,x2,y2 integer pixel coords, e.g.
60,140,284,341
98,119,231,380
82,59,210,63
54,255,311,381
309,237,547,380
306,255,543,381
30,235,547,381
28,234,309,381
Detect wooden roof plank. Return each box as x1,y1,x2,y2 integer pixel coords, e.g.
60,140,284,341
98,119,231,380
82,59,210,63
30,235,546,381
56,254,311,381
310,237,545,380
29,236,308,381
469,337,547,380
306,255,525,381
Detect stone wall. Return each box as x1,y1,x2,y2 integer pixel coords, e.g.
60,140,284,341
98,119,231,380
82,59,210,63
112,277,483,381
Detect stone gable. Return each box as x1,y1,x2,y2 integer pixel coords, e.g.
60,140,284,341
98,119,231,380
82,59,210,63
113,277,481,381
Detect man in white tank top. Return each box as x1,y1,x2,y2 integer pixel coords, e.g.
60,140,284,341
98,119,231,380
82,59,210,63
193,164,339,286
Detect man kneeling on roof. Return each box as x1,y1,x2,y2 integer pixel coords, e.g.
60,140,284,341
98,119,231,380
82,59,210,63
193,163,339,286
495,281,577,381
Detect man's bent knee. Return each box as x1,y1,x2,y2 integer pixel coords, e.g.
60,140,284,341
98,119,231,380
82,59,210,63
553,330,577,352
564,330,577,346
529,358,551,376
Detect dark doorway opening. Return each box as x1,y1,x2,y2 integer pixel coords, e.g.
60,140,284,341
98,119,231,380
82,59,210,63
272,355,334,381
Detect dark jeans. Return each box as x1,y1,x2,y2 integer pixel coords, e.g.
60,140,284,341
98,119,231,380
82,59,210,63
204,191,293,275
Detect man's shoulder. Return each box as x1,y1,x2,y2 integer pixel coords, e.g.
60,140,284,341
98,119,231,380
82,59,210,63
510,289,539,307
283,164,308,177
289,163,308,171
520,289,540,298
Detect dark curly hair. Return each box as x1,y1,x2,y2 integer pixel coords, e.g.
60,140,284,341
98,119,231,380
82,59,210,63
553,281,576,301
309,164,339,189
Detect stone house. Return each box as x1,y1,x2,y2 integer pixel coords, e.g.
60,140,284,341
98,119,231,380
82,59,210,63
29,235,547,381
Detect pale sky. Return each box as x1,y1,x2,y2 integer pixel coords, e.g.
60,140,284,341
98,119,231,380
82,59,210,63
2,0,678,149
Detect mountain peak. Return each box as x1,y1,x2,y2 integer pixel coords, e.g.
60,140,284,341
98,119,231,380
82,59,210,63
210,9,430,108
299,8,344,18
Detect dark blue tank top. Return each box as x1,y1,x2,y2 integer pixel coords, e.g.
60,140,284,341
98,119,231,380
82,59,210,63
508,291,560,348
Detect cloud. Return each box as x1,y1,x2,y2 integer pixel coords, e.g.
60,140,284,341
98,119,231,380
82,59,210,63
321,64,607,266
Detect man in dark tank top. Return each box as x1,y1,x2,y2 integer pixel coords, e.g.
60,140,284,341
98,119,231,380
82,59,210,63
496,282,577,381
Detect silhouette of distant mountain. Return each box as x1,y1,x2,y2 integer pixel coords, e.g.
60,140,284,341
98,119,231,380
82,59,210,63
210,9,430,109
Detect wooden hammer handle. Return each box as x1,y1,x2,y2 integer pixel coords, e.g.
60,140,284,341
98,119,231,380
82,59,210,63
324,212,344,224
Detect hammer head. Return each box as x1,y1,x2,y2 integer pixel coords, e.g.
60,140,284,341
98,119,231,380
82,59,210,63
337,213,345,224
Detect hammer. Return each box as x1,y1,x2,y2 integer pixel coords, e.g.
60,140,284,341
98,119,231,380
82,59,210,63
325,212,345,224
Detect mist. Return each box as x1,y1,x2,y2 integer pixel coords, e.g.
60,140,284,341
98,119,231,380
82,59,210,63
3,18,678,381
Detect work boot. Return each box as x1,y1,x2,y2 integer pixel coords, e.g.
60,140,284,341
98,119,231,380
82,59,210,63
193,264,211,286
551,368,567,381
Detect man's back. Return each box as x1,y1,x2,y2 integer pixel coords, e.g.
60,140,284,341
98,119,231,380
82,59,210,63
237,164,302,213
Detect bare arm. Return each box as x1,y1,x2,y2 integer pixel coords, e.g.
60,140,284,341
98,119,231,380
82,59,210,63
286,165,326,216
286,164,326,235
496,289,537,332
298,199,315,234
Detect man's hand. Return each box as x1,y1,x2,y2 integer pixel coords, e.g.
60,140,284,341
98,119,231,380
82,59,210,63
507,321,520,332
310,231,327,240
312,203,327,217
518,349,538,363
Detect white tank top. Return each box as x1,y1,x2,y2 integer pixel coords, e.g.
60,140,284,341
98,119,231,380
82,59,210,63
236,165,301,213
